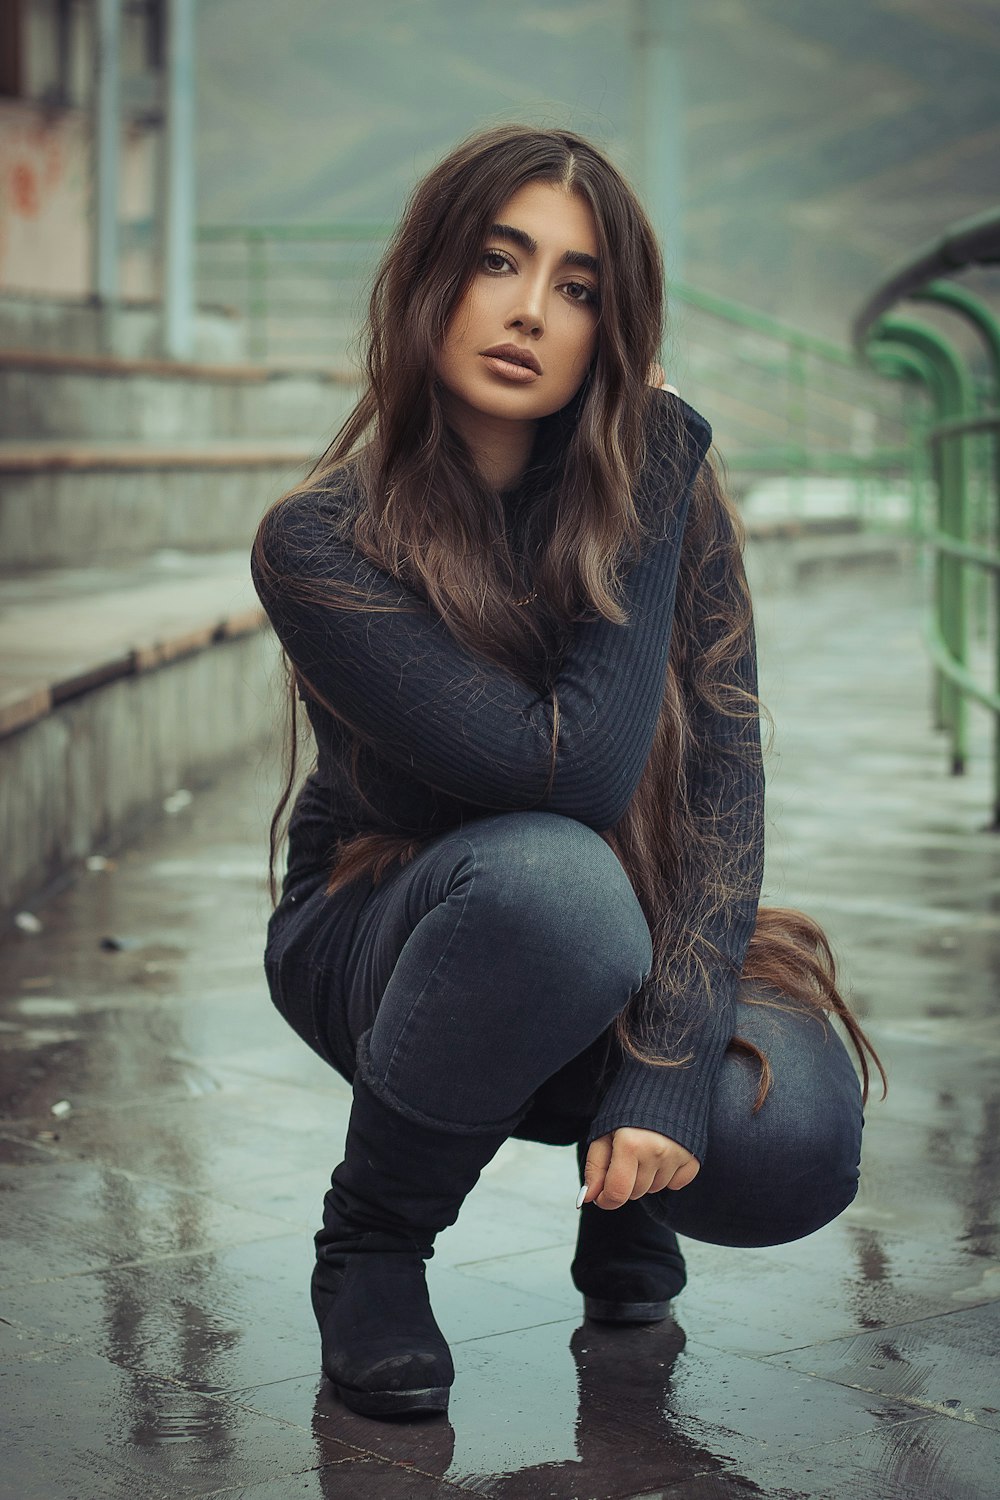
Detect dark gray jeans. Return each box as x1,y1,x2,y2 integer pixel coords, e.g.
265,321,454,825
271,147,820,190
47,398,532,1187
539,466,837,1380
264,811,863,1248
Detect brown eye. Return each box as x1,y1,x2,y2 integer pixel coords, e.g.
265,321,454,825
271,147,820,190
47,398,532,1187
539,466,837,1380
482,250,512,273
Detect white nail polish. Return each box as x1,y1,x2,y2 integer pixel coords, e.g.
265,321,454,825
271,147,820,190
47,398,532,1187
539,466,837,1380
576,1184,587,1209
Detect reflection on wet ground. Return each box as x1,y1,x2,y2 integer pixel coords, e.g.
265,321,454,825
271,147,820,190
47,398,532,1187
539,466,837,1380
1,567,998,1499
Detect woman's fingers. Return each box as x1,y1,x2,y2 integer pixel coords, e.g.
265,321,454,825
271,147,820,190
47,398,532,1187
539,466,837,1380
666,1156,701,1191
649,1156,699,1194
578,1133,613,1206
629,1164,659,1200
594,1150,638,1209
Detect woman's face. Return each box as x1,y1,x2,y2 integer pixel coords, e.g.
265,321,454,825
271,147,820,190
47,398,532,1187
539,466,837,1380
436,180,601,436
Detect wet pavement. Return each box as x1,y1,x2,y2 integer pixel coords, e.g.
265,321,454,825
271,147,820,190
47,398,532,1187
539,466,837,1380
1,561,998,1500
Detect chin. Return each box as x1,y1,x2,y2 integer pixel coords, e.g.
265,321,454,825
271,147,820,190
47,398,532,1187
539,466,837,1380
474,384,580,424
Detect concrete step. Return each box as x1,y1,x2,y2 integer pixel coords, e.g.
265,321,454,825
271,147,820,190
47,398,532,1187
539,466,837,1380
0,439,316,569
0,349,360,441
0,551,276,912
745,521,916,593
0,291,251,363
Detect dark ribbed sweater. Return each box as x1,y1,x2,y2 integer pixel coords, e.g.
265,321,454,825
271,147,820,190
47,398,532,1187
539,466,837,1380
250,391,764,1164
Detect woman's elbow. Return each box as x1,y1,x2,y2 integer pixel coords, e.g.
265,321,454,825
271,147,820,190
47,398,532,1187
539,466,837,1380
546,745,640,831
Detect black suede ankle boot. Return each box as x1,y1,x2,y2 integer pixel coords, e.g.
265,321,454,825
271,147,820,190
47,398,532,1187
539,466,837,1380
312,1038,521,1419
571,1137,687,1323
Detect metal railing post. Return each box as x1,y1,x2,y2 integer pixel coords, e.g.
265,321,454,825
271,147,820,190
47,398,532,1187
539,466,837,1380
913,283,1000,654
870,342,949,725
93,0,122,355
162,0,196,360
787,343,808,517
248,233,267,361
871,317,977,772
868,347,937,536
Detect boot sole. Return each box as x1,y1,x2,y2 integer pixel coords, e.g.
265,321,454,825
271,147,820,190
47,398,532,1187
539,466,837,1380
583,1295,671,1324
332,1380,451,1419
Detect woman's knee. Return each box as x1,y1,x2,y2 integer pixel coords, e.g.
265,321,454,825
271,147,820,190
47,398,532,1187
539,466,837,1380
662,999,863,1248
457,811,653,998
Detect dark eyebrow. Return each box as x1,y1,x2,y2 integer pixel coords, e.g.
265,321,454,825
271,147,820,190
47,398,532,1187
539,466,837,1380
488,222,600,277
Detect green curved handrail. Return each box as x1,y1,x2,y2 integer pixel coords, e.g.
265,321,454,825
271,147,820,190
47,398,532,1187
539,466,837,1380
870,317,976,770
914,282,1000,397
858,242,1000,823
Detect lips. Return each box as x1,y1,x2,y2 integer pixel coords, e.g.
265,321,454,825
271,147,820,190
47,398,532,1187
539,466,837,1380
481,344,542,376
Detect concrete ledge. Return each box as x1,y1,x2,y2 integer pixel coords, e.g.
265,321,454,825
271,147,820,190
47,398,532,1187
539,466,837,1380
0,442,316,568
0,549,284,912
0,627,280,915
745,525,916,593
0,672,51,736
0,290,251,362
0,439,317,472
745,516,864,542
0,359,362,441
0,554,264,737
0,346,357,384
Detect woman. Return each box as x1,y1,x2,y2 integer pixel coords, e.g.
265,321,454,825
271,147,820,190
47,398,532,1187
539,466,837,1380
251,124,883,1422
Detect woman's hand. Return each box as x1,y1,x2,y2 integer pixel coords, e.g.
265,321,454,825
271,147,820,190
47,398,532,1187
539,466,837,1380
579,1127,700,1209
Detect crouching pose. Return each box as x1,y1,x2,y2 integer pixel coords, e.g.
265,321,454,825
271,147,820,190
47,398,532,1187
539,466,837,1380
251,124,883,1421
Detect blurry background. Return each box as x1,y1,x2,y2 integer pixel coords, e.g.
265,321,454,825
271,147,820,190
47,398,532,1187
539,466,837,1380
192,0,1000,341
6,0,1000,336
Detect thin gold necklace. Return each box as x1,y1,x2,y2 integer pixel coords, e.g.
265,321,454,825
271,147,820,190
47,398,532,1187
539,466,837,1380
513,589,537,606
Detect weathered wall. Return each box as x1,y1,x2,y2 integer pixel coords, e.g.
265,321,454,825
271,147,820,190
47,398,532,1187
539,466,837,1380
0,99,160,300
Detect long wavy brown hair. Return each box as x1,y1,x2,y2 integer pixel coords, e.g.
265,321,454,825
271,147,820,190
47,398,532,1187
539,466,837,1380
253,124,885,1111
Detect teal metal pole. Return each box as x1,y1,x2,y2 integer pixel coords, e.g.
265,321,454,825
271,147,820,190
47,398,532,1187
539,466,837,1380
872,317,976,772
915,282,1000,673
248,233,267,360
632,0,687,287
93,0,121,354
163,0,197,360
870,342,948,724
868,346,936,531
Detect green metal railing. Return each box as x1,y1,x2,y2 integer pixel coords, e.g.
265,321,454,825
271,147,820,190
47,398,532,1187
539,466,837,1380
196,221,918,526
665,279,917,526
854,208,1000,823
196,221,392,365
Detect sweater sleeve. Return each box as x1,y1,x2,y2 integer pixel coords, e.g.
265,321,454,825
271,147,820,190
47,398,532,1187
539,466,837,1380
251,395,713,833
584,504,766,1165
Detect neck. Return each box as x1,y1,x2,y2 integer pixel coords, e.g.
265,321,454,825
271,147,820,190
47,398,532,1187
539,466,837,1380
441,396,537,491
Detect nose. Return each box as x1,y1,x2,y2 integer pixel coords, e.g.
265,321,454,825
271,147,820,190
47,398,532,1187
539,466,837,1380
506,281,546,338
